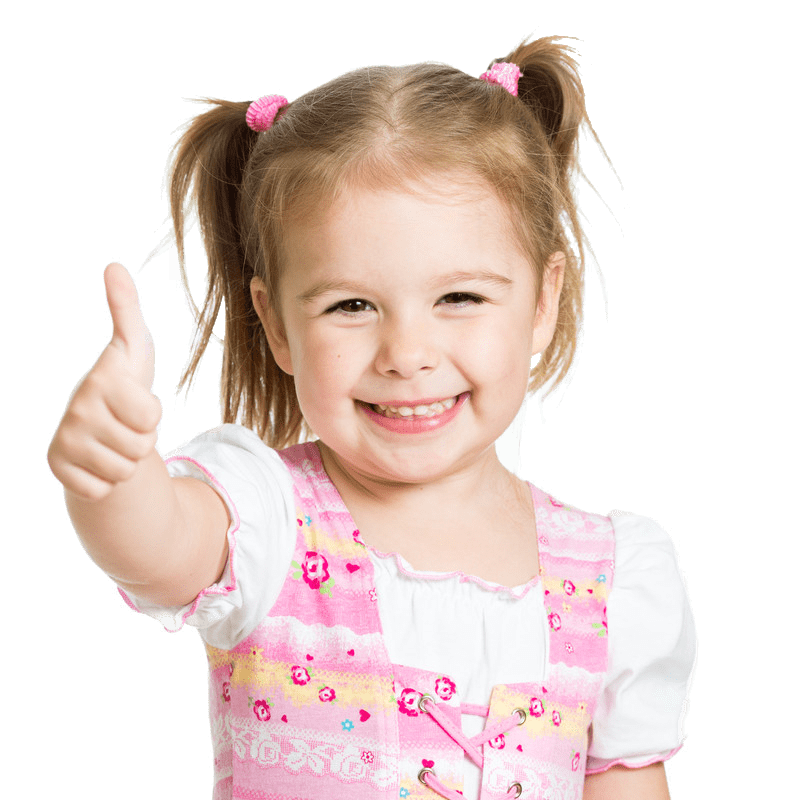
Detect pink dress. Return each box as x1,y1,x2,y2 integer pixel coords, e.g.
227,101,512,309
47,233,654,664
121,425,695,800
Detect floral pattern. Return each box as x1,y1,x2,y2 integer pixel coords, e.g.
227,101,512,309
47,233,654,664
253,700,271,722
302,552,329,589
434,676,456,701
529,697,544,717
318,686,336,702
397,688,422,717
488,734,506,749
291,665,311,685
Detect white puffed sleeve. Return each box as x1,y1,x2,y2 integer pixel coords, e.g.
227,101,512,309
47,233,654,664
118,424,296,650
586,512,696,773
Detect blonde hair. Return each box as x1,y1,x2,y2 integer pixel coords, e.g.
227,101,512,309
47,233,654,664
170,37,606,448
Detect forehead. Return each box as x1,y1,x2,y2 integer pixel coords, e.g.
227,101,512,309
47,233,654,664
280,175,530,288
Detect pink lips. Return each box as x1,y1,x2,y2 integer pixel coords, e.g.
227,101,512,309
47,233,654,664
359,393,469,434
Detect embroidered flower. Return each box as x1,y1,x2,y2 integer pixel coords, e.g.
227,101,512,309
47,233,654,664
529,697,544,717
488,734,506,749
552,710,561,726
548,612,562,631
361,750,375,764
398,688,422,717
319,686,336,702
563,580,576,596
221,681,231,703
291,665,311,685
435,676,456,701
572,751,581,771
253,700,271,721
342,719,354,731
302,551,330,590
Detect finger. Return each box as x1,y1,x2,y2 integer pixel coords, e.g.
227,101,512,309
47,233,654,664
57,462,117,502
103,263,155,387
97,368,163,434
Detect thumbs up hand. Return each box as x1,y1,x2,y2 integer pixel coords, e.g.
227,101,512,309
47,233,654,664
48,264,163,501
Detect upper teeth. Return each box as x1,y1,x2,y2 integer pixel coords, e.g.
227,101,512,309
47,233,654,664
375,396,457,417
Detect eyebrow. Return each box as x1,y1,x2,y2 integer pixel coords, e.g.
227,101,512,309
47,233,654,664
297,270,513,304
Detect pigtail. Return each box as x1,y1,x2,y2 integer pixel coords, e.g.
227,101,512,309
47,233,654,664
169,99,304,447
498,38,608,394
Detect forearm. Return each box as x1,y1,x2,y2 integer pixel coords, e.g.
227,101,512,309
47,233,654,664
66,449,187,590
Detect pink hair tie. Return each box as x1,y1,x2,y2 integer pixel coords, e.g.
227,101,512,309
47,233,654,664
246,95,288,132
479,62,521,97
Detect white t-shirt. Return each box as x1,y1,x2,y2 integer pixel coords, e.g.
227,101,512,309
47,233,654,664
124,424,696,793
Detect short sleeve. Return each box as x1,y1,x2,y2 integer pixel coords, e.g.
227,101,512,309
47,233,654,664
119,424,296,649
586,513,696,773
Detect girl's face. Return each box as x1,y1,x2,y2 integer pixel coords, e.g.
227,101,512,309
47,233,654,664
253,175,563,487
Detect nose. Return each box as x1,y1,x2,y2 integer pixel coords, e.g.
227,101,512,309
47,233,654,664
374,314,439,378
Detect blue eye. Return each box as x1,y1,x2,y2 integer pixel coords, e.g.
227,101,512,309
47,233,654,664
327,298,374,315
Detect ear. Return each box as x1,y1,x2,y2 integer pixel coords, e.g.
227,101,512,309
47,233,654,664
531,251,566,356
250,276,295,375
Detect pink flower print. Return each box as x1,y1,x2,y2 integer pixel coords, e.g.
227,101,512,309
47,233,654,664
361,750,374,764
552,710,561,727
291,665,311,686
435,676,456,701
302,551,330,589
565,642,574,654
369,588,378,602
398,688,422,717
563,580,576,596
571,751,581,772
222,681,231,703
488,734,506,750
548,612,562,631
353,529,364,545
253,700,271,721
319,686,336,702
529,697,544,717
550,496,563,508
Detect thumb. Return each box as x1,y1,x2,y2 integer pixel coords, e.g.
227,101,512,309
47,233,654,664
104,262,155,388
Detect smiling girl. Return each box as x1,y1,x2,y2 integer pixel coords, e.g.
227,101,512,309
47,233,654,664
48,38,695,800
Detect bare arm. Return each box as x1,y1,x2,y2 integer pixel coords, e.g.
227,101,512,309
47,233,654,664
48,263,229,607
583,763,670,800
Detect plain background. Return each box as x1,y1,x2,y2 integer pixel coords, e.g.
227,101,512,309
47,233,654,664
4,1,797,796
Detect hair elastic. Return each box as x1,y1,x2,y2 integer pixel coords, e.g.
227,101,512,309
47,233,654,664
246,95,289,132
479,62,521,97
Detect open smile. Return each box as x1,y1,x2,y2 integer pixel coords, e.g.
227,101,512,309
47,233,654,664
357,392,469,433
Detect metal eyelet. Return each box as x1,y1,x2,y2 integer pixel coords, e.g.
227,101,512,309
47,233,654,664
508,781,523,798
513,707,527,725
418,767,435,785
418,693,435,713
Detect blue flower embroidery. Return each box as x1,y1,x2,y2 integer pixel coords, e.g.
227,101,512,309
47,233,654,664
341,719,354,732
597,574,607,583
399,789,410,798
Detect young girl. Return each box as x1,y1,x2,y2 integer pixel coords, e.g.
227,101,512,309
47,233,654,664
48,37,695,800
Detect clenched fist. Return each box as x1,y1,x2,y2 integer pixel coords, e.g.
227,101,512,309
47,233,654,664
48,263,162,501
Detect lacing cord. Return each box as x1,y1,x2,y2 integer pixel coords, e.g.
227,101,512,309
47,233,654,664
416,694,526,800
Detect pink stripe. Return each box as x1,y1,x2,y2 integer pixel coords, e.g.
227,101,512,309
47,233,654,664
157,456,241,628
585,745,682,775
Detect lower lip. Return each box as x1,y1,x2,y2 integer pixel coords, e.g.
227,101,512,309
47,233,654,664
358,393,469,434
